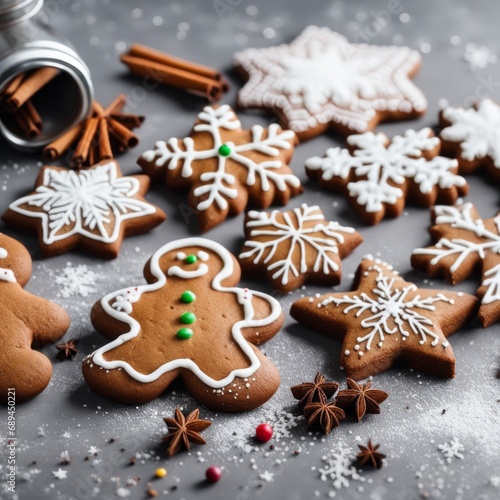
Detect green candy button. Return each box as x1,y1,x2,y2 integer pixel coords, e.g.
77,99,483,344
185,254,197,264
180,311,196,324
181,291,196,303
177,327,193,339
218,144,232,157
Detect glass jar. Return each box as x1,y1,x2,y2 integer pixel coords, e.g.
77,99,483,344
0,0,93,151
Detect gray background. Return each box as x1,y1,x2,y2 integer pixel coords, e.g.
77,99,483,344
1,0,499,499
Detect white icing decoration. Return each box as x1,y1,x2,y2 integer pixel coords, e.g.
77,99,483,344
140,105,300,212
176,252,186,260
234,26,427,134
441,99,500,168
197,250,209,261
413,203,500,307
89,238,282,388
320,261,453,354
167,263,209,279
239,203,356,286
306,128,466,214
0,246,15,283
8,161,157,244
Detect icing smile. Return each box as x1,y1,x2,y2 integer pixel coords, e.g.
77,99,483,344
167,250,209,279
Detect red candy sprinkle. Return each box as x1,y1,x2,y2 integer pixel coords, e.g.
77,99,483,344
205,466,222,483
255,423,273,443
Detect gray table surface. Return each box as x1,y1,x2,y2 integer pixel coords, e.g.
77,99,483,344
1,0,500,499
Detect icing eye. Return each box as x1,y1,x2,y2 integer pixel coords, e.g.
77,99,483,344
176,252,186,260
185,254,198,264
197,251,209,262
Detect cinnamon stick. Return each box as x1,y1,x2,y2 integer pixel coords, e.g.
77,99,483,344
121,54,223,102
98,117,113,160
43,122,84,160
4,67,61,112
24,101,42,129
1,73,25,98
14,105,40,139
127,44,229,88
107,117,139,148
72,116,99,167
104,94,127,116
110,113,144,129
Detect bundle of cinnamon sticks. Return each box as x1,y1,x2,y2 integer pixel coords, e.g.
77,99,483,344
43,94,144,168
121,44,229,102
0,67,60,139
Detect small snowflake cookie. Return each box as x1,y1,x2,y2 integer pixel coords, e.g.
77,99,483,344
0,232,70,403
290,256,477,380
2,160,166,259
305,128,468,225
138,105,302,232
412,203,500,327
439,99,500,181
239,203,363,292
83,237,283,412
233,26,427,141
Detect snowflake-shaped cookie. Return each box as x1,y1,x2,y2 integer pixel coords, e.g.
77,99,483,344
412,203,500,327
138,105,302,232
3,160,165,258
234,26,427,140
440,99,500,181
291,257,477,380
305,128,468,225
239,203,363,292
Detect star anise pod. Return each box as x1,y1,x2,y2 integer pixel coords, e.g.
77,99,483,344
291,372,339,407
356,440,385,469
42,94,144,168
163,408,212,457
336,378,388,421
303,400,345,434
56,339,79,361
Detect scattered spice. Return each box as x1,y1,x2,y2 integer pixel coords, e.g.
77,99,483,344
163,408,211,457
291,372,339,407
55,339,79,361
42,94,144,168
128,457,136,466
303,401,345,434
336,378,388,421
356,440,386,469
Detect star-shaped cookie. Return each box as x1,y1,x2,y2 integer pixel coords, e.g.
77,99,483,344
291,257,477,380
305,128,468,225
2,160,166,258
138,105,302,232
412,203,500,327
440,99,500,181
239,203,363,292
234,26,427,140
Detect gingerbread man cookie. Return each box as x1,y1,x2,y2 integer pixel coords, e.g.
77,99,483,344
412,203,500,327
440,99,500,181
234,26,427,140
305,128,468,225
3,160,166,259
291,257,477,380
0,232,70,403
83,238,284,412
239,203,363,292
138,105,302,232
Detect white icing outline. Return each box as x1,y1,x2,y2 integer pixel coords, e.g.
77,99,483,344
234,26,427,134
140,105,300,213
240,203,356,286
8,161,157,244
89,238,282,388
306,128,466,214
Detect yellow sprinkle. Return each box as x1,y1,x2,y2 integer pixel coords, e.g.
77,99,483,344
155,467,167,478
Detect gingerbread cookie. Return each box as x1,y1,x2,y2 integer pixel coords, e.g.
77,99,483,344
440,99,500,181
233,26,427,141
0,232,70,403
137,105,302,232
412,203,500,327
290,257,477,380
305,128,468,225
239,203,363,292
2,160,166,259
83,238,284,412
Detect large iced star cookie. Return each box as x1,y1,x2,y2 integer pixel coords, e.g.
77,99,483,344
234,26,427,140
